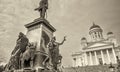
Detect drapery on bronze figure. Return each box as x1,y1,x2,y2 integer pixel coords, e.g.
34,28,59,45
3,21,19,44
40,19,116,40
47,36,66,71
35,0,48,18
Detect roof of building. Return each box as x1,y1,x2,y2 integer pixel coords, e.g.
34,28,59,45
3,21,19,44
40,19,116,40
107,32,113,35
82,40,114,50
72,51,83,57
90,23,101,30
81,37,86,40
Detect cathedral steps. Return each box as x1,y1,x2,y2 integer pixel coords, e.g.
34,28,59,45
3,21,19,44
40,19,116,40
63,64,117,72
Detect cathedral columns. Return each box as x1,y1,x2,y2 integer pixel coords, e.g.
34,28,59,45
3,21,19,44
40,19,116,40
91,34,94,40
112,48,117,63
94,51,98,65
89,52,93,65
96,32,99,39
101,50,105,64
106,49,111,64
85,52,88,65
86,48,117,66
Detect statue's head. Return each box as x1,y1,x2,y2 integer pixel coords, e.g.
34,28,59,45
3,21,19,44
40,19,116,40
19,32,24,38
51,36,56,42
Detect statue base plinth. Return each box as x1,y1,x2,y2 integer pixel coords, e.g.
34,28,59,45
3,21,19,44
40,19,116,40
3,70,14,72
14,68,35,72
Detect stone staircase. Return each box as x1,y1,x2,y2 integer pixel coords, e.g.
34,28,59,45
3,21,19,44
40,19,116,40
63,64,117,72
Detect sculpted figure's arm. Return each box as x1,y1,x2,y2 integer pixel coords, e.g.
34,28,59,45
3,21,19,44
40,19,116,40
47,42,53,50
46,0,48,9
59,36,66,45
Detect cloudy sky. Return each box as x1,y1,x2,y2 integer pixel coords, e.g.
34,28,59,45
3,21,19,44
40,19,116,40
0,0,120,66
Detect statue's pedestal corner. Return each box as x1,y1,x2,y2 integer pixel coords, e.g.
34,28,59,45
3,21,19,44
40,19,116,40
35,66,45,72
34,17,49,23
13,68,36,72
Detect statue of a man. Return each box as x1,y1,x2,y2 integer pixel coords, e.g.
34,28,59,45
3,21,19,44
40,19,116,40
12,32,29,56
10,32,29,69
48,36,66,70
35,0,48,18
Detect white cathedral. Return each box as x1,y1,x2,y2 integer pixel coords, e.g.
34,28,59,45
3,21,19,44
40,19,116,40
72,23,120,67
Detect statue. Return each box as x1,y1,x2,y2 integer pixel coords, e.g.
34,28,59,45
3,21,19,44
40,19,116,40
117,56,120,65
11,32,29,56
5,56,19,70
8,32,29,69
20,42,37,68
117,56,120,72
35,0,48,18
47,36,66,71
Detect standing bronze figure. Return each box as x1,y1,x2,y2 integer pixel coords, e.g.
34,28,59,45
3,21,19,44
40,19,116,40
35,0,48,18
48,36,66,71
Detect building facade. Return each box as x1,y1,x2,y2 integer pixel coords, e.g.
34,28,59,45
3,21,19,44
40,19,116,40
72,23,120,67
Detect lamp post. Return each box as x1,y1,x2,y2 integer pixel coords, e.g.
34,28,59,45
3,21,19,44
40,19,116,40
109,63,115,72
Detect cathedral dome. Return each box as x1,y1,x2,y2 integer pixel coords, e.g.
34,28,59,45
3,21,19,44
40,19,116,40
107,32,113,35
90,23,101,30
89,22,103,42
81,37,86,40
89,23,103,35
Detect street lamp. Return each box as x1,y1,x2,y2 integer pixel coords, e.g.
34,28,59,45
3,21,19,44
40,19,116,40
109,63,115,72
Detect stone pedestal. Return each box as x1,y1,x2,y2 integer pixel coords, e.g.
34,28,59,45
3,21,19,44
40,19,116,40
14,69,35,72
3,70,14,72
24,18,56,72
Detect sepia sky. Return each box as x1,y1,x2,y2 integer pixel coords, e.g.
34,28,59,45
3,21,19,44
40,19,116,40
0,0,120,66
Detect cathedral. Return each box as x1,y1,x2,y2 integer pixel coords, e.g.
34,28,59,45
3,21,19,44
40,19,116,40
72,23,120,67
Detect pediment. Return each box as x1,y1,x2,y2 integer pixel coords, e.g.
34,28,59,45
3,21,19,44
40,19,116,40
87,42,112,48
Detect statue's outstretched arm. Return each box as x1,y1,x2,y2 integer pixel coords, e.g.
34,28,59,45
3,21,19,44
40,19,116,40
59,36,66,45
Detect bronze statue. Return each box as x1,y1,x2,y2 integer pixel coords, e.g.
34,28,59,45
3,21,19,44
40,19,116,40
47,36,66,71
117,56,120,65
20,42,37,68
35,0,48,18
9,32,29,69
11,32,29,56
117,56,120,72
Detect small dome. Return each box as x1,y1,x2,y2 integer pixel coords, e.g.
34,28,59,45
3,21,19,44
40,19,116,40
107,32,113,35
81,37,86,40
90,22,101,30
